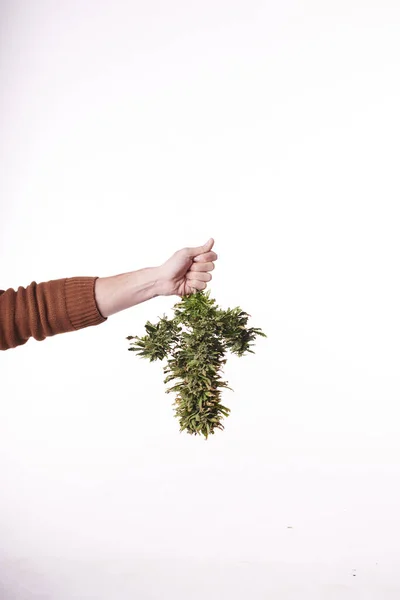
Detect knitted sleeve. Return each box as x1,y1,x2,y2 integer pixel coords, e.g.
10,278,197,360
0,277,107,351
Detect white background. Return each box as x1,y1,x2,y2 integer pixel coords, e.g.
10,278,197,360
1,1,400,598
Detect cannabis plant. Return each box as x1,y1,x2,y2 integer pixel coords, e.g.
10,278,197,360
126,290,266,439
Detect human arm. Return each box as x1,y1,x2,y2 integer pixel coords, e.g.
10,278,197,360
94,237,218,317
0,238,217,351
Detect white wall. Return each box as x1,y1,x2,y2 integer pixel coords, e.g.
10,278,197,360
1,1,400,598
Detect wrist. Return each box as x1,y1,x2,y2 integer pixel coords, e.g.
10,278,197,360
153,265,174,297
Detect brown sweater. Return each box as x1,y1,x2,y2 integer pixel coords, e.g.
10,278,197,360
0,277,107,351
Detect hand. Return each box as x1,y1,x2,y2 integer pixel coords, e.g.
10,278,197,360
156,238,218,297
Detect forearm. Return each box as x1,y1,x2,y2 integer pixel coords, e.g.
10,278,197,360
94,266,161,318
0,267,162,351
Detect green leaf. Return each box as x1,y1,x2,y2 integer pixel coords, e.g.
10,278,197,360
126,287,266,438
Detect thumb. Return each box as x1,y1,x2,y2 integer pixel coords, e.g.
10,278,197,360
186,237,214,258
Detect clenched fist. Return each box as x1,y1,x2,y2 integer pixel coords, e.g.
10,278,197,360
157,238,218,297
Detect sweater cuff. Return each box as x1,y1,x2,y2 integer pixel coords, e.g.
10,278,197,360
64,277,107,331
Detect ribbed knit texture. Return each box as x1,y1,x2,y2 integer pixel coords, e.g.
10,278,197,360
0,276,106,351
64,277,106,329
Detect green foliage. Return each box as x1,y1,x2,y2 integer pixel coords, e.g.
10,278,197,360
126,290,266,439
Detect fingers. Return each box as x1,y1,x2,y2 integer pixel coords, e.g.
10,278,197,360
189,261,215,273
186,271,212,282
189,280,207,291
186,238,214,258
186,269,212,292
184,239,217,293
193,251,218,263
